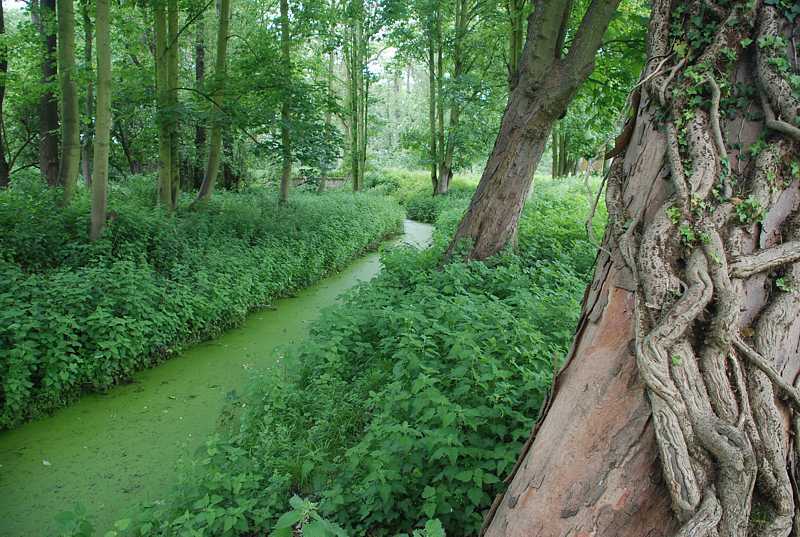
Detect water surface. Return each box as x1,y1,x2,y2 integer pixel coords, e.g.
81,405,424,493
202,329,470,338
0,220,432,536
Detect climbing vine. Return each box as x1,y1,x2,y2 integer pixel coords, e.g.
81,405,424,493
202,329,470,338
605,0,800,534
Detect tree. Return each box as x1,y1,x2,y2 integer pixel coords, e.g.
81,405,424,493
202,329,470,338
80,0,93,185
0,0,10,187
89,0,109,241
279,0,291,204
192,9,206,188
445,0,620,260
154,0,172,207
33,0,60,186
57,0,80,203
481,1,800,535
196,0,230,201
167,0,179,204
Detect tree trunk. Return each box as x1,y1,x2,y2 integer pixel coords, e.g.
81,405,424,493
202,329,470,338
154,0,172,208
0,0,10,188
80,0,92,186
35,0,60,187
427,22,437,194
506,0,525,92
278,0,291,204
193,11,206,189
89,0,109,241
167,0,179,207
439,0,467,195
196,0,230,202
57,0,80,204
445,0,620,261
481,2,800,536
318,51,334,194
435,11,446,194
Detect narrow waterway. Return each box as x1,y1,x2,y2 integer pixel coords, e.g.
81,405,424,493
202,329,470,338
0,220,433,537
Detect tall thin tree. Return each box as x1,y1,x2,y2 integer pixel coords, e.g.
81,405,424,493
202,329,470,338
80,0,92,185
57,0,80,203
89,0,109,240
154,0,172,207
196,0,230,201
0,0,10,187
278,0,291,204
34,0,60,186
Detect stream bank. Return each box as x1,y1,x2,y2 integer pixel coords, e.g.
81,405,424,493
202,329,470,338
0,220,432,537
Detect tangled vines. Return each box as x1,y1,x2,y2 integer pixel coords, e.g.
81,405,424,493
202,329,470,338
606,1,800,535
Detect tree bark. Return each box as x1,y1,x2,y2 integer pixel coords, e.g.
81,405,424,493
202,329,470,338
506,0,525,92
154,0,172,208
34,0,61,187
435,10,446,195
427,20,437,194
438,0,468,195
278,0,291,204
193,11,206,189
167,0,179,207
481,2,800,535
89,0,109,241
57,0,80,204
196,0,230,201
445,0,620,261
0,0,10,188
80,0,92,185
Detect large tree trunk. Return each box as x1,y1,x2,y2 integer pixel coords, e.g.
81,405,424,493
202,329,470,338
89,0,109,241
196,0,230,202
34,0,61,187
80,0,93,186
481,2,800,535
57,0,80,204
445,0,620,260
278,0,291,204
0,0,9,188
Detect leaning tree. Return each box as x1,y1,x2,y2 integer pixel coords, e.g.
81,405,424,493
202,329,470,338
481,0,800,536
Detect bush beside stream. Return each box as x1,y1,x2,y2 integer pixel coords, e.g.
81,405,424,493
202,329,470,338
0,176,404,429
121,177,605,537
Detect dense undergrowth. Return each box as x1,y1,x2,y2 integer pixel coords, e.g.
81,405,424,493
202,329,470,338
365,169,477,223
0,176,404,429
118,176,605,537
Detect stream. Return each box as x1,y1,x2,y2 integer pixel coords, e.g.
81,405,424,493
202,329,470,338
0,220,433,537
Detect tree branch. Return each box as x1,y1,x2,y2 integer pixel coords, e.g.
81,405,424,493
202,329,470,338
729,240,800,278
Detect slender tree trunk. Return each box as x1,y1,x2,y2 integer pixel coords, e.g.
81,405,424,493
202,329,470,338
57,0,80,203
167,0,179,207
439,0,467,194
427,24,437,194
80,0,92,185
0,0,10,188
35,0,61,187
193,12,206,189
445,0,620,260
154,0,172,207
196,0,230,201
318,51,334,194
435,11,446,194
278,0,291,204
482,2,800,536
89,0,109,241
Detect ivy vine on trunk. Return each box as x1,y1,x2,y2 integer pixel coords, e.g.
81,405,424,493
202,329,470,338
481,1,800,535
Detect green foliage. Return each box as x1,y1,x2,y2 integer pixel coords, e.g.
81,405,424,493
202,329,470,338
734,197,765,225
121,177,604,537
0,176,404,428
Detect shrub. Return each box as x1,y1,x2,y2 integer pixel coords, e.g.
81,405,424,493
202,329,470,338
121,176,604,537
0,176,404,428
